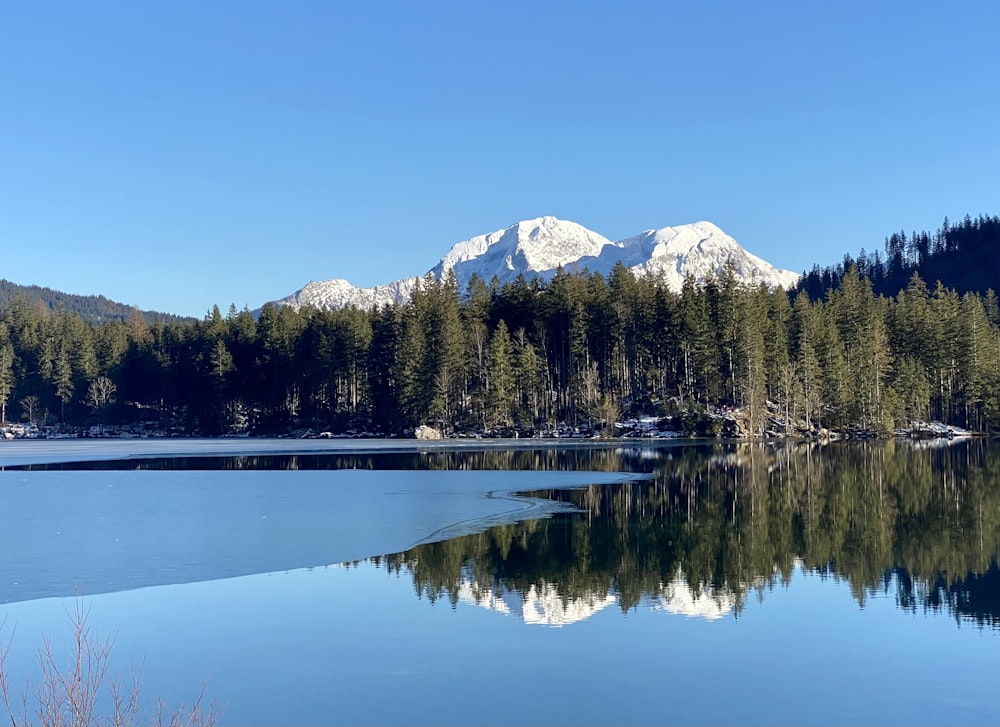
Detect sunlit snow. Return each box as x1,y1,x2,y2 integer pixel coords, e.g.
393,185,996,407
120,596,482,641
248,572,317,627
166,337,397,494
271,216,801,311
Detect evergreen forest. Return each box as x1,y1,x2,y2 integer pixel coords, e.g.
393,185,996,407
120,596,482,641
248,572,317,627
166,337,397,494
2,234,1000,436
0,278,194,325
797,213,1000,301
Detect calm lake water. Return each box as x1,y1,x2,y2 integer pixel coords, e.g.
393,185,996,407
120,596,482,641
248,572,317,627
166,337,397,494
2,438,1000,725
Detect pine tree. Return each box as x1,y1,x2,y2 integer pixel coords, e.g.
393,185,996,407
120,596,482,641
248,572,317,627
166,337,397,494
54,341,74,423
210,339,234,381
929,282,962,423
866,297,893,433
790,292,821,430
890,357,930,424
254,303,306,423
467,320,490,430
0,324,14,424
678,274,717,406
889,273,933,378
607,262,639,401
764,287,792,415
817,308,850,430
395,305,429,428
425,271,465,434
711,262,741,404
513,327,542,427
956,292,995,430
367,308,400,433
738,288,768,435
487,320,515,429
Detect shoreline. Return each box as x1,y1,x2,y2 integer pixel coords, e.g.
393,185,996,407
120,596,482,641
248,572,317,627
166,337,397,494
0,436,705,468
0,428,979,468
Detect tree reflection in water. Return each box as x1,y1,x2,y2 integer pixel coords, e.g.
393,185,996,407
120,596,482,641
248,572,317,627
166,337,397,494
374,439,1000,628
23,438,1000,627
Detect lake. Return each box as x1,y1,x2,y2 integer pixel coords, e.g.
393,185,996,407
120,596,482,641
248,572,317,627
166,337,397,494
2,438,999,725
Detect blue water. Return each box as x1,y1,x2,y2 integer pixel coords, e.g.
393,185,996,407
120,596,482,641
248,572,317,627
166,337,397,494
2,441,999,725
3,562,996,726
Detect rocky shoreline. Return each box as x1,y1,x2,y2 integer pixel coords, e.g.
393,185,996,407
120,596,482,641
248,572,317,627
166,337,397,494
1,409,975,443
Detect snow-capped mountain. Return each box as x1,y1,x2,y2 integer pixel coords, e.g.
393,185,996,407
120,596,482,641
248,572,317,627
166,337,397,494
458,579,617,627
456,572,738,626
427,216,615,285
614,222,801,292
650,577,737,621
274,277,418,311
271,217,800,311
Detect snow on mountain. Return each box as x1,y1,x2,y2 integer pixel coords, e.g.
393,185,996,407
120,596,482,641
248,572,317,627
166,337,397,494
428,216,615,286
270,217,800,311
650,576,737,621
273,277,418,311
458,579,617,627
613,221,801,292
457,572,738,626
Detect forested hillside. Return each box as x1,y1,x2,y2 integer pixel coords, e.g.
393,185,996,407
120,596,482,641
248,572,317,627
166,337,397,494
797,214,1000,300
0,279,194,325
2,259,999,436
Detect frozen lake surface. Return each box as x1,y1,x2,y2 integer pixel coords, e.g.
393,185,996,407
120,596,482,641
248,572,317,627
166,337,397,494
0,436,626,468
1,467,638,603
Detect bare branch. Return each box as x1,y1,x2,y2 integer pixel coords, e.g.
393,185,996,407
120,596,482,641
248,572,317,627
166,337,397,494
0,617,20,727
1,601,220,727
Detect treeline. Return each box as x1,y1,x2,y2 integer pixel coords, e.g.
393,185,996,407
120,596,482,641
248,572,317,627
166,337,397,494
0,278,194,325
2,261,1000,435
797,213,1000,301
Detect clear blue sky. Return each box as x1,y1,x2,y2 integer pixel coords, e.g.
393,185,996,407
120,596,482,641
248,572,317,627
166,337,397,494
2,1,998,318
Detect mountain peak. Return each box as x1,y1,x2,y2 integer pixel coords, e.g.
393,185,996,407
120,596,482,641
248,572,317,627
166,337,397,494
270,217,799,311
430,217,614,285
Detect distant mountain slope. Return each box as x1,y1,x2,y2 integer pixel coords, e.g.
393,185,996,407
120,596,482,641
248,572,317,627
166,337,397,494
275,277,419,312
273,216,800,311
458,574,735,626
0,279,194,324
602,221,801,292
796,213,1000,301
427,216,615,286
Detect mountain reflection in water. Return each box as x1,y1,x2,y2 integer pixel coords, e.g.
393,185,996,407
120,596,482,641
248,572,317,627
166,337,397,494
365,439,1000,629
13,438,1000,629
449,571,739,626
